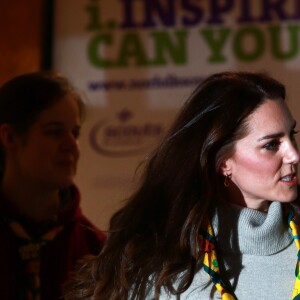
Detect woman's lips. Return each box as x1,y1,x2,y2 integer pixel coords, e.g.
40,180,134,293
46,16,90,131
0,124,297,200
280,174,298,186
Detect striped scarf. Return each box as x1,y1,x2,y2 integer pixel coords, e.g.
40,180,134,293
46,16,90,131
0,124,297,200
288,208,300,300
199,208,300,300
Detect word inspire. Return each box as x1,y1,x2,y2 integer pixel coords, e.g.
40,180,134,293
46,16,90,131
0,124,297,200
85,0,300,68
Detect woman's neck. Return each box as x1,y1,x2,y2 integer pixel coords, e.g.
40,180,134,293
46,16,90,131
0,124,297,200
1,178,61,223
226,183,270,212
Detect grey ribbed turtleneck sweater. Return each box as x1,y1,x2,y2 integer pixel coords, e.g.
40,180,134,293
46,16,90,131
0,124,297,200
147,201,297,300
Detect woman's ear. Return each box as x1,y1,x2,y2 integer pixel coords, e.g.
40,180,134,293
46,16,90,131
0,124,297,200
219,159,232,176
0,124,17,150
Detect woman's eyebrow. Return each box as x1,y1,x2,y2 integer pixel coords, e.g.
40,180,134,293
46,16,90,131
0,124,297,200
257,120,297,142
257,132,284,141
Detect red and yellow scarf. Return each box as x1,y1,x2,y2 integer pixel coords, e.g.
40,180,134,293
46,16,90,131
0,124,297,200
199,208,300,300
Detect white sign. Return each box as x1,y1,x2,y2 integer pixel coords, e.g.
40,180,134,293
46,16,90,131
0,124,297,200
53,0,300,229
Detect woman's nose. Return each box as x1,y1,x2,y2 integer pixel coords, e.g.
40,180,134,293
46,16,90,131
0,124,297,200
283,140,299,165
62,132,80,153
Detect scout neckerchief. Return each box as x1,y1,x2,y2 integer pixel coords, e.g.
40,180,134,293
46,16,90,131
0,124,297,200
199,217,235,300
199,209,300,300
288,208,300,300
8,219,63,300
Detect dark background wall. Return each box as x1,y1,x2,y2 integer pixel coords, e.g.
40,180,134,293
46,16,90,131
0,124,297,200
0,0,45,85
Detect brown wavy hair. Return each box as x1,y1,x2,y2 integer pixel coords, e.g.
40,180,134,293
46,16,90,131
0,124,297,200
64,71,286,299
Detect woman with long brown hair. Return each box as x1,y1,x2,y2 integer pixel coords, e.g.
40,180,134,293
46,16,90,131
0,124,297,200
65,71,300,299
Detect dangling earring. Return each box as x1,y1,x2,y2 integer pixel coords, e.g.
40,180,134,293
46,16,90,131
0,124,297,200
224,174,231,187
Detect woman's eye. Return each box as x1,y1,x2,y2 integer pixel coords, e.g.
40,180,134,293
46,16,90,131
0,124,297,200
263,140,280,151
72,128,80,139
46,129,63,137
291,129,299,141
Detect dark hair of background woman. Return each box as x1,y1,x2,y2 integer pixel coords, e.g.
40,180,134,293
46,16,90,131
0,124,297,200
64,71,286,300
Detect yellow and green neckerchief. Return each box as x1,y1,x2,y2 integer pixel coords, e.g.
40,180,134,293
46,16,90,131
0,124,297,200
288,208,300,300
199,208,300,300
